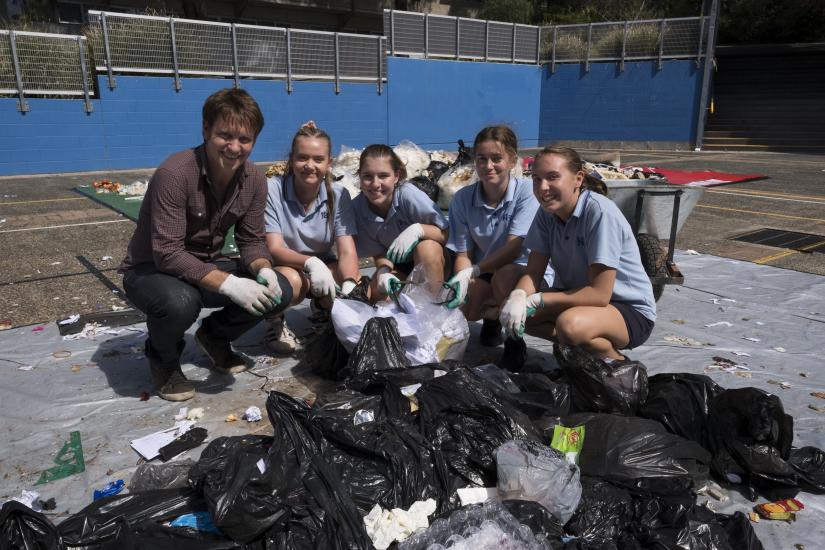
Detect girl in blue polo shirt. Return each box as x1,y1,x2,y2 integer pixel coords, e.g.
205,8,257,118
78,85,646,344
351,144,449,300
499,145,656,362
263,121,361,353
443,125,550,347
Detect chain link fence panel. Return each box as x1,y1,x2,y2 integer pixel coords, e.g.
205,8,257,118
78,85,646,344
459,18,486,59
339,33,382,80
427,14,456,58
174,19,233,76
486,21,515,61
514,25,538,62
235,25,287,78
0,30,91,96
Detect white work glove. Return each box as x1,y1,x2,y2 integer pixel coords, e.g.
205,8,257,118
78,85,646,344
255,267,282,306
340,278,358,296
386,223,424,264
303,256,337,300
377,271,402,297
218,274,277,316
499,289,544,338
442,264,480,309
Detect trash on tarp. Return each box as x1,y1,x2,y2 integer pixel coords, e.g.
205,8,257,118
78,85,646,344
93,479,125,500
186,407,204,421
363,498,436,550
550,424,585,465
754,497,804,520
130,421,195,461
58,314,80,326
129,459,194,492
242,406,262,422
36,430,85,485
173,407,188,421
10,490,43,512
159,427,208,462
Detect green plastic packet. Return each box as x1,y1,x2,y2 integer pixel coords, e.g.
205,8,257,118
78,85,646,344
550,425,585,465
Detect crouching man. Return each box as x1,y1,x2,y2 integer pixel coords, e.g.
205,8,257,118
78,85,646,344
119,88,291,401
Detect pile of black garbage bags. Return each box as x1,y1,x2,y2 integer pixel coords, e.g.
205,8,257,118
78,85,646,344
4,315,825,549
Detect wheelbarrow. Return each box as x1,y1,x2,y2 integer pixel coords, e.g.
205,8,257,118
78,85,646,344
605,180,705,301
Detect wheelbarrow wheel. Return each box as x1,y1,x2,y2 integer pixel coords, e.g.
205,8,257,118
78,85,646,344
636,233,667,302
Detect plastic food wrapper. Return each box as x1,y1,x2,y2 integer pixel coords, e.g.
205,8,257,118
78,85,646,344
93,479,125,500
243,406,262,422
398,500,554,550
331,265,469,365
550,424,585,465
363,498,436,550
436,164,476,210
496,440,582,524
169,511,223,534
393,140,431,179
554,343,648,415
754,497,804,520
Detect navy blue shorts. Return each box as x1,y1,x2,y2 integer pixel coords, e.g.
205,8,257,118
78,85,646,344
611,301,654,350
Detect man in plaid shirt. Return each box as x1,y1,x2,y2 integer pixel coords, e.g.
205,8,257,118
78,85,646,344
120,88,291,401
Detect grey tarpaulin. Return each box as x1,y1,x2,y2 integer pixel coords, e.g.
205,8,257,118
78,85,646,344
0,251,824,548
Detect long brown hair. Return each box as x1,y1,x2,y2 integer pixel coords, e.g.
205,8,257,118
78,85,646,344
534,145,607,196
285,121,334,232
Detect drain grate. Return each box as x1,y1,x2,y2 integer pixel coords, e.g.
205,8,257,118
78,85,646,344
733,228,825,253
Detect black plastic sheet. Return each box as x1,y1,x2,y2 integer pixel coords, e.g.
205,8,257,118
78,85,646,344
409,175,439,203
565,413,711,496
0,500,63,550
554,344,648,415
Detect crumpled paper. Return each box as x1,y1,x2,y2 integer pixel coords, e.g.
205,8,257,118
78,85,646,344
363,498,436,550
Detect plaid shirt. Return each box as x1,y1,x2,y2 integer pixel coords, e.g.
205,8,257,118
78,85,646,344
120,145,270,285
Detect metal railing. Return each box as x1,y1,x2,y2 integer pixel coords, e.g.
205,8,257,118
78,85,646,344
85,11,387,93
384,9,708,70
384,9,542,63
0,30,94,112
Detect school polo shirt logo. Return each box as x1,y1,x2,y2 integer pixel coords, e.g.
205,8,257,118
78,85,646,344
320,211,328,219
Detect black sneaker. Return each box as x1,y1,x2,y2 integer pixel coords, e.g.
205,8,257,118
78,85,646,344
150,364,195,402
195,325,248,374
479,318,504,347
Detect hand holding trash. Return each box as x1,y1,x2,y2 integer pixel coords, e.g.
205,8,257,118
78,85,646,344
387,223,423,264
500,289,543,338
377,270,403,297
303,256,337,300
442,264,479,309
255,267,282,306
219,275,277,316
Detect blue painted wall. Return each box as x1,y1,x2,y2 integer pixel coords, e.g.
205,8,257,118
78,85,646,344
0,57,702,176
386,57,542,149
539,59,703,144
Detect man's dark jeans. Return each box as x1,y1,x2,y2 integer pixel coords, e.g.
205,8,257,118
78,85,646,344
123,260,291,372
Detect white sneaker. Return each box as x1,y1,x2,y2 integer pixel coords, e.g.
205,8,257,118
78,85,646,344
264,316,302,355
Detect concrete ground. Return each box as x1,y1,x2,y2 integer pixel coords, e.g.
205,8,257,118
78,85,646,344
0,150,824,328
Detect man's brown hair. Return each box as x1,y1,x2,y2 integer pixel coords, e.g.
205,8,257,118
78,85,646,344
202,88,264,139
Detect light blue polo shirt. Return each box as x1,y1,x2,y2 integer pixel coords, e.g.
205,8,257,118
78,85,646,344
525,190,656,321
447,176,537,266
352,183,448,258
265,174,357,255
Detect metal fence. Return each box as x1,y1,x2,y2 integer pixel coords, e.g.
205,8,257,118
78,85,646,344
85,11,386,93
384,9,542,63
0,30,94,112
384,9,708,70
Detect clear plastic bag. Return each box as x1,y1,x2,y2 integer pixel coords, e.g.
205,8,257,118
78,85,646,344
436,164,476,210
496,440,582,524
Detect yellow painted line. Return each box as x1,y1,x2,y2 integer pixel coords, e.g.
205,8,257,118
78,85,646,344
0,197,86,206
707,188,825,202
753,239,825,265
695,204,825,224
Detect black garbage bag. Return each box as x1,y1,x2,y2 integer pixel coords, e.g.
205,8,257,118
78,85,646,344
565,413,711,496
454,139,472,166
497,336,528,372
188,435,294,543
554,344,648,415
789,446,825,493
300,277,371,379
58,488,207,548
426,160,450,182
707,387,796,501
508,371,571,421
343,316,410,380
565,477,634,544
0,500,63,550
416,367,542,486
409,175,439,203
640,373,722,448
130,460,194,492
345,360,464,397
502,500,565,549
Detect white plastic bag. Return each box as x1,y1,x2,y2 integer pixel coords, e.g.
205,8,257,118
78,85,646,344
436,164,476,210
330,266,469,365
393,140,431,179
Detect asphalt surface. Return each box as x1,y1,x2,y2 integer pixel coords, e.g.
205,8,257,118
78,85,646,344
1,150,824,328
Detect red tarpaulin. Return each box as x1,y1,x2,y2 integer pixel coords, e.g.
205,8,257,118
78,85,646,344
641,167,766,187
